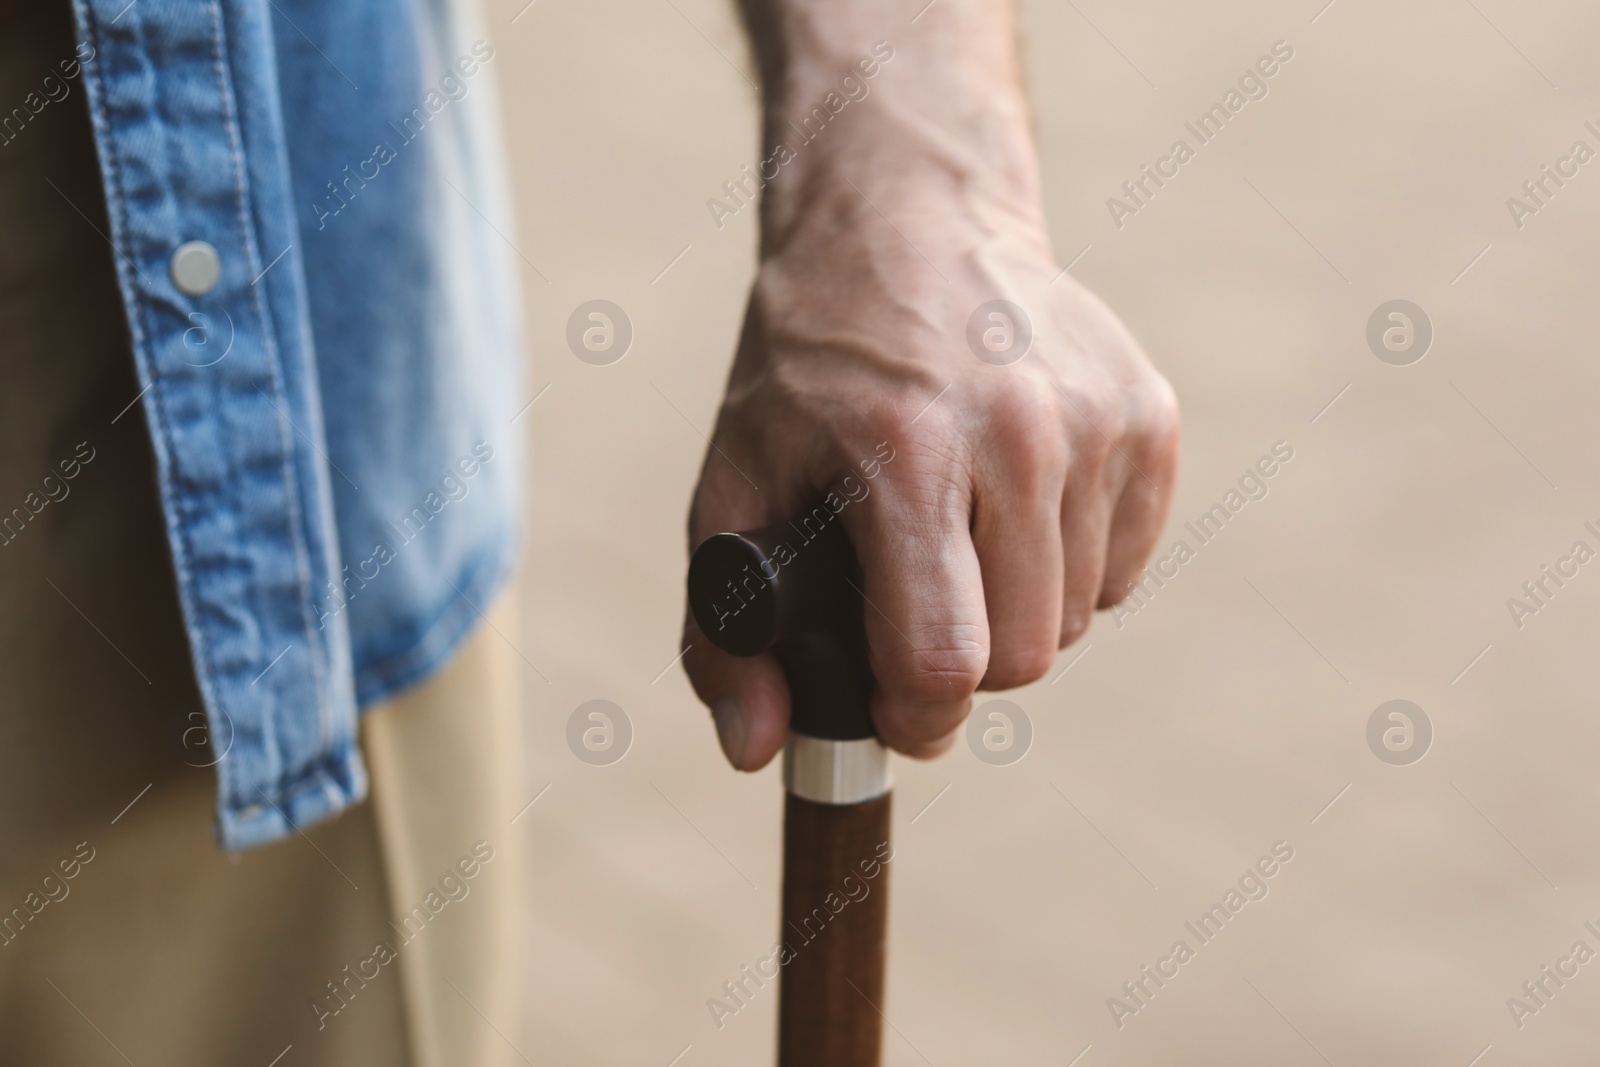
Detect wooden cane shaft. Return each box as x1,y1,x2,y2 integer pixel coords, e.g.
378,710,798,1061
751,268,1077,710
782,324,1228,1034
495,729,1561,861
778,791,891,1067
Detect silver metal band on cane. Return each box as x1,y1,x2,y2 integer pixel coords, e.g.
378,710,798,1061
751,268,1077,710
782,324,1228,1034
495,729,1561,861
783,733,892,805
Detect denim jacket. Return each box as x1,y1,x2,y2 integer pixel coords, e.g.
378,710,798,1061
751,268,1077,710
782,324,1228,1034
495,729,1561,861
72,0,523,849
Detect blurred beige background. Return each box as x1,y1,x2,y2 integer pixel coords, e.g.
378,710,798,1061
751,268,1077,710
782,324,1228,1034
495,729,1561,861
481,0,1600,1062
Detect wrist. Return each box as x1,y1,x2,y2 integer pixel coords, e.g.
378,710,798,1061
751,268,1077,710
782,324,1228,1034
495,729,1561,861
748,5,1046,256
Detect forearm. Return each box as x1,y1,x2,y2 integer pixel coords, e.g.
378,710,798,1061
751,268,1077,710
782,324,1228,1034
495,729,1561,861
737,0,1046,256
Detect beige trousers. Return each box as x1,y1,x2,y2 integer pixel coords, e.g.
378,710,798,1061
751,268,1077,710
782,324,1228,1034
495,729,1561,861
0,605,525,1067
363,598,529,1067
0,4,526,1064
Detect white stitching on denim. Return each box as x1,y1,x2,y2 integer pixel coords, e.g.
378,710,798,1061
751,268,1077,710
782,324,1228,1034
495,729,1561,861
203,0,336,775
76,0,359,842
73,0,243,811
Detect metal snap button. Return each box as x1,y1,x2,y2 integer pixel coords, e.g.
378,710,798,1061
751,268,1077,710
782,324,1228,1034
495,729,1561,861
170,240,222,296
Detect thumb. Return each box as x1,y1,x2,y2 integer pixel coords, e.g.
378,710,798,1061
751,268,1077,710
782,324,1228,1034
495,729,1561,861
681,609,791,770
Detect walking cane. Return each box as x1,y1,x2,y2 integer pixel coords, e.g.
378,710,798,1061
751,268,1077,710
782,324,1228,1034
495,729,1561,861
689,513,888,1067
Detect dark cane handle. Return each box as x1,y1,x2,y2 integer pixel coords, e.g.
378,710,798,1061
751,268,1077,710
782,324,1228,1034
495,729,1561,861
689,509,889,1067
687,512,875,740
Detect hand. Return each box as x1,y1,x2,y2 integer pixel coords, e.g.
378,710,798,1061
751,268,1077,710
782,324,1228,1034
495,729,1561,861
682,1,1180,770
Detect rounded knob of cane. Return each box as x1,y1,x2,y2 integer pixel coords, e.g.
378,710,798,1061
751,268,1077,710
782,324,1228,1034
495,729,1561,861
687,512,876,743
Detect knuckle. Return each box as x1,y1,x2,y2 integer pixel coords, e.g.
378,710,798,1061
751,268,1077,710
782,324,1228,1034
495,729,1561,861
1058,604,1093,647
1096,577,1134,610
1132,376,1181,456
1058,379,1117,436
994,376,1058,431
882,632,987,706
991,381,1069,481
984,639,1057,689
1055,386,1119,465
886,404,958,461
1147,375,1181,432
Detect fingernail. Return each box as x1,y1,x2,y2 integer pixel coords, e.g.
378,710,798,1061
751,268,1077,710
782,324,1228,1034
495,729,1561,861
712,696,748,769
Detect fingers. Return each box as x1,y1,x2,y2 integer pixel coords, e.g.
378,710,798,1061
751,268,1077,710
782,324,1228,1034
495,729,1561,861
1059,474,1112,646
972,396,1067,688
682,362,1179,771
1098,386,1181,607
1098,471,1170,608
846,439,990,758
